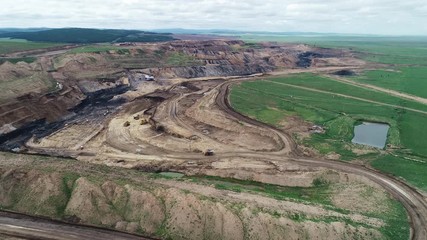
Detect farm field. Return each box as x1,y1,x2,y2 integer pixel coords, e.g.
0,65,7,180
351,67,427,99
0,38,63,55
230,39,427,191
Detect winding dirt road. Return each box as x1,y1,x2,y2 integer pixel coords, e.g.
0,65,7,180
10,68,427,240
0,211,154,240
130,75,427,239
213,78,427,240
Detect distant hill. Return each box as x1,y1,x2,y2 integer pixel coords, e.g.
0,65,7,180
0,28,175,43
0,28,51,34
151,28,334,35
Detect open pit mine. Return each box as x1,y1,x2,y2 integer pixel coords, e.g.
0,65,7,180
0,40,425,240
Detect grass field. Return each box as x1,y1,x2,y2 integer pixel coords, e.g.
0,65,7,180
230,73,427,190
230,35,427,193
352,67,427,98
166,52,202,67
0,57,36,64
67,45,125,54
240,35,427,65
0,38,62,55
371,155,427,191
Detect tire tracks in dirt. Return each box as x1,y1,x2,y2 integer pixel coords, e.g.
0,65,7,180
326,75,427,105
263,80,427,115
214,78,427,240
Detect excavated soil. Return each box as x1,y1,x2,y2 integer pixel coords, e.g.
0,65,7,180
0,154,390,240
0,40,409,240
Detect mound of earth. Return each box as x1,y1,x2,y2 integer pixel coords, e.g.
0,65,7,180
0,154,391,240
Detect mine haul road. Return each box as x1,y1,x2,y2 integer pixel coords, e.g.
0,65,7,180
214,79,427,240
0,211,155,240
1,67,427,240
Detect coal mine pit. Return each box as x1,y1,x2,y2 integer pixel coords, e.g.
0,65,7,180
0,86,130,152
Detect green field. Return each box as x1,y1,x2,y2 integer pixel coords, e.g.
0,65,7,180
352,67,427,98
67,45,126,54
230,73,427,191
371,155,427,191
230,36,427,193
0,38,62,55
240,35,427,65
0,56,36,64
166,52,202,67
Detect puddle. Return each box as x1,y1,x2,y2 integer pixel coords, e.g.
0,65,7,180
159,172,185,178
352,122,390,149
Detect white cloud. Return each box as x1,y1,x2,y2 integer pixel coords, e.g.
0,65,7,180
0,0,425,35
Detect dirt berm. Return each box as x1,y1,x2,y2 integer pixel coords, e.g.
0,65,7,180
0,153,388,240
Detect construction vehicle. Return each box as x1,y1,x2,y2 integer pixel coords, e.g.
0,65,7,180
204,149,215,156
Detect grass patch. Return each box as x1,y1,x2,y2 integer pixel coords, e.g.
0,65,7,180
379,199,411,240
67,45,123,54
0,72,58,103
0,57,37,64
353,67,427,99
371,154,427,192
166,52,201,67
158,172,185,179
189,175,409,239
230,73,427,188
266,74,427,112
190,175,334,206
231,74,427,159
0,38,63,54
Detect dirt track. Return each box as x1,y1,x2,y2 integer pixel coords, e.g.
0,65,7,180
263,80,427,115
214,78,427,240
100,71,427,239
327,74,427,105
15,66,426,239
0,211,154,240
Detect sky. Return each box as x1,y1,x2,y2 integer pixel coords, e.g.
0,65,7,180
0,0,426,35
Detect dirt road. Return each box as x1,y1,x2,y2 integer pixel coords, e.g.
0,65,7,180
327,75,427,105
132,73,427,239
213,79,427,240
10,66,427,240
0,211,153,240
263,80,427,115
142,74,427,239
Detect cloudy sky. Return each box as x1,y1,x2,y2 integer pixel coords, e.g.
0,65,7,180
1,0,426,35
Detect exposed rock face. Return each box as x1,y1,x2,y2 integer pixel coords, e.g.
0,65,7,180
0,40,355,142
162,188,245,240
0,169,67,216
65,177,122,226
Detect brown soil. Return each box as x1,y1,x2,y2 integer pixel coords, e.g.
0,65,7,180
0,154,388,240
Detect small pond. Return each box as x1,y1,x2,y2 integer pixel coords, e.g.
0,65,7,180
159,172,185,178
351,122,390,149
